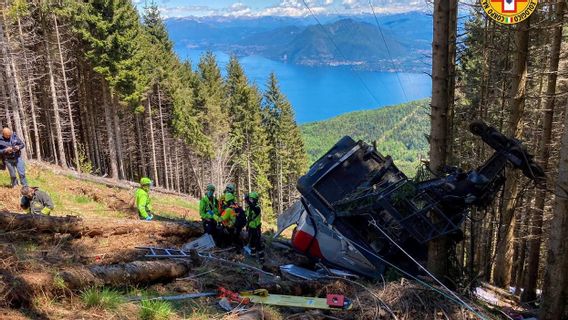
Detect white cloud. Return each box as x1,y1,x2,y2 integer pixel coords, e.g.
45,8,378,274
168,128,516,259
225,2,252,16
251,0,328,17
155,0,427,18
159,5,219,18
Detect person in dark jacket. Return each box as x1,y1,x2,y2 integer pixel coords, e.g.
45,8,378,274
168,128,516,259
0,128,27,187
20,186,54,215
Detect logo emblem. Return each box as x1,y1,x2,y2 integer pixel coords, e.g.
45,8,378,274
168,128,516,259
480,0,538,25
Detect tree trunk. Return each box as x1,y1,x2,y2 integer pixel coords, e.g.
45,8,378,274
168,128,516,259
147,99,159,185
112,97,125,179
18,15,41,160
135,112,147,177
44,32,67,167
522,0,565,303
0,211,202,238
3,260,195,305
157,84,170,189
0,19,25,155
493,18,530,288
427,0,456,281
102,84,118,179
53,15,79,172
540,99,568,320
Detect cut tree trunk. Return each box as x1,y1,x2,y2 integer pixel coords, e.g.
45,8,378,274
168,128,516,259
2,260,196,306
60,259,196,290
0,212,202,238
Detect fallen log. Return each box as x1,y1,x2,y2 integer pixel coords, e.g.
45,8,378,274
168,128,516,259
29,160,189,197
0,212,202,238
1,259,198,306
60,260,195,290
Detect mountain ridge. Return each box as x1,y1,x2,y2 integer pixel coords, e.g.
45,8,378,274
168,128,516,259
165,12,432,72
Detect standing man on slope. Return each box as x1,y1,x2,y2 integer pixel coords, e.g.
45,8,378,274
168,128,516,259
0,128,27,187
200,184,219,236
136,177,154,220
245,192,264,261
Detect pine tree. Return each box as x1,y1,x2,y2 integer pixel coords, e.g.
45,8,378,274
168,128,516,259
195,52,230,190
263,73,307,217
225,56,273,217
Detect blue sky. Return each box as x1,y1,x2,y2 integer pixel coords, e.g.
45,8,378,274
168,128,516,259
134,0,429,18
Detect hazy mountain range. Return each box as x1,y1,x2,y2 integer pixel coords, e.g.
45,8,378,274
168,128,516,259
165,12,433,72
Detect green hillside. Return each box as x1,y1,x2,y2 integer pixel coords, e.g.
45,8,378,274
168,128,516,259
301,99,431,176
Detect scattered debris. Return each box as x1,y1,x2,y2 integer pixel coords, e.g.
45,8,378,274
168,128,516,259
181,233,216,252
280,264,327,281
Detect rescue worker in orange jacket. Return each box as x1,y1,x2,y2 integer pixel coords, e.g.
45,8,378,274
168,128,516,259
219,193,243,250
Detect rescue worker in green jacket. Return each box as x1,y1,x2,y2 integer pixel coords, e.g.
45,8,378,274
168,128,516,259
199,184,219,236
219,193,243,249
218,182,236,213
245,192,263,260
20,186,54,215
135,177,154,220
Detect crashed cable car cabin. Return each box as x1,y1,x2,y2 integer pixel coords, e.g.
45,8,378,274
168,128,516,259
277,121,545,278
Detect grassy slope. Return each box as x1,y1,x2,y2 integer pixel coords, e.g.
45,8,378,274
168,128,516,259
301,99,431,176
0,162,199,221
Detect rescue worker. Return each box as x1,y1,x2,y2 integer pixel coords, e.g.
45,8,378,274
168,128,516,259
20,186,54,215
219,193,242,249
218,182,236,213
0,128,27,187
245,192,263,261
135,177,154,220
199,184,219,236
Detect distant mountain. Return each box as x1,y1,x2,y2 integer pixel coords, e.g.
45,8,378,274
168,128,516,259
300,99,430,175
265,18,410,69
165,12,432,72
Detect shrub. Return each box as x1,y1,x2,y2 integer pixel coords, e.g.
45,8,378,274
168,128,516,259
81,287,122,310
139,300,173,320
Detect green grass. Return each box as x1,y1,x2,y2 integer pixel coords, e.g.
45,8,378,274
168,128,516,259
73,195,93,204
140,300,173,320
81,287,123,310
53,274,67,290
14,241,39,260
154,195,199,211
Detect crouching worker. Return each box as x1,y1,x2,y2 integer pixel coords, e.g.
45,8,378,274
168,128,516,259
245,192,264,261
219,193,243,250
20,186,54,215
200,184,219,237
136,177,154,220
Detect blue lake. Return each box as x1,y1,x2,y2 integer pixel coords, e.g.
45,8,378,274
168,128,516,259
178,48,432,124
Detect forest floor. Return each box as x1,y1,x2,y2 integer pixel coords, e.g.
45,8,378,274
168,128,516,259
0,163,532,319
